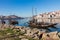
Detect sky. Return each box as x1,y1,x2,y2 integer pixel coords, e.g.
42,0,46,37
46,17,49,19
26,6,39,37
0,0,60,17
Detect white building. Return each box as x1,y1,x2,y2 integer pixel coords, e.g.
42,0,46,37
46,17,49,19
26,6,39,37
34,10,60,22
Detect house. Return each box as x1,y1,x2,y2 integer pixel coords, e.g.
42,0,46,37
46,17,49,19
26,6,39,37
34,10,60,22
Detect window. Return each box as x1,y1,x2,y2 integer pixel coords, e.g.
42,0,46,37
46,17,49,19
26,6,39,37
50,15,52,18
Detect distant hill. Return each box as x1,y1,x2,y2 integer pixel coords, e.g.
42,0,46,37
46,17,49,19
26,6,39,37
0,15,24,20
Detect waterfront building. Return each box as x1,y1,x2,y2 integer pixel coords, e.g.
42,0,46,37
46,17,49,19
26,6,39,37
34,10,60,22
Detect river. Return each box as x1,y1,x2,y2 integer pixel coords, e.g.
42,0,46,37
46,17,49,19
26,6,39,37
0,18,60,32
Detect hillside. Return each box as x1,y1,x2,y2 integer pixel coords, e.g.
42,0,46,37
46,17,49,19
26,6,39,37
0,15,23,20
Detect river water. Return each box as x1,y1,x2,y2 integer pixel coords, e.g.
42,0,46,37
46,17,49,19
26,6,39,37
1,18,60,32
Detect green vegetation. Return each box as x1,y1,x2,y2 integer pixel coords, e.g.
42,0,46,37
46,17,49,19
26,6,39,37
0,28,36,40
0,28,23,40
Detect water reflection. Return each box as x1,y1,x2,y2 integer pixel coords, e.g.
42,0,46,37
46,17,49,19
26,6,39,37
37,19,60,32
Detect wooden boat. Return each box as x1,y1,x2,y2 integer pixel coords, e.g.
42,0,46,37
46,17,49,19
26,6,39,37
28,21,57,29
1,20,5,24
9,20,18,25
28,8,57,29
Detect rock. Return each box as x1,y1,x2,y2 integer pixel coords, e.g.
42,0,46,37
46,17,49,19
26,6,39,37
21,38,28,40
58,32,60,38
19,36,25,38
42,33,54,40
45,37,53,40
24,29,32,36
0,24,60,40
33,34,39,39
14,26,20,29
7,33,12,35
42,33,48,39
48,31,59,40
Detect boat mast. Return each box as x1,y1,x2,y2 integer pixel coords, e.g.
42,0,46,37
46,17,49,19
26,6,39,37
32,7,37,23
32,7,34,20
35,8,37,16
32,7,35,23
35,8,37,23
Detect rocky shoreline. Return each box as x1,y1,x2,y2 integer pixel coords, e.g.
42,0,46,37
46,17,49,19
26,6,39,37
0,24,60,40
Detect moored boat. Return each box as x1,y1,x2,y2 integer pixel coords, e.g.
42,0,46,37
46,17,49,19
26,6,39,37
9,20,18,25
28,8,57,29
28,20,57,29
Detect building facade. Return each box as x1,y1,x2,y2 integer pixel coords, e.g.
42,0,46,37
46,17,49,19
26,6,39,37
34,10,60,22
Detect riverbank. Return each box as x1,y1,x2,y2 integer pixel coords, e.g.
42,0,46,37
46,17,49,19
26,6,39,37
0,24,60,40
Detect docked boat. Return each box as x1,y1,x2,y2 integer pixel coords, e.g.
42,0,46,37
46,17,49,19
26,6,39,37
28,20,57,29
28,8,57,29
9,20,18,25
